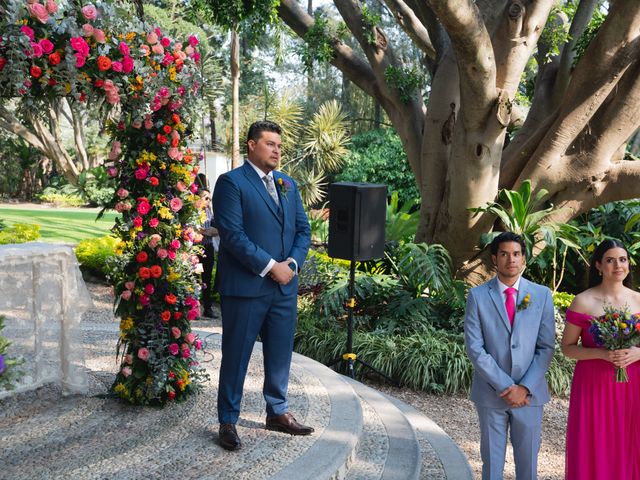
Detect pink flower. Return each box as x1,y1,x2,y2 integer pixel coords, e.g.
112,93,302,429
111,61,123,72
70,37,89,56
185,332,196,344
187,309,198,320
167,250,176,260
108,140,121,160
114,202,131,212
137,200,151,215
81,4,98,21
188,35,199,47
39,38,54,54
118,41,130,56
116,188,129,199
139,294,150,306
144,283,155,295
144,116,153,130
185,45,194,56
137,347,150,361
93,29,106,43
177,86,186,96
168,343,179,356
29,3,49,23
194,339,203,350
124,354,133,364
169,197,182,212
181,346,191,358
190,183,198,193
146,32,158,44
133,216,143,227
121,366,132,377
160,36,171,47
75,53,86,68
148,234,161,249
46,0,57,13
106,166,118,177
170,239,181,250
124,281,135,290
168,147,182,160
149,218,159,228
176,181,187,192
171,327,181,339
30,42,43,58
134,168,148,180
156,248,168,260
21,26,35,41
122,56,134,73
82,23,94,36
120,290,132,300
151,44,164,55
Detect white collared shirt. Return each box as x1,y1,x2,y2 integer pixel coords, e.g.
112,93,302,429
497,276,521,298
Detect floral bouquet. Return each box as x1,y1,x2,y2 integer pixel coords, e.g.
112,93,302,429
589,305,640,382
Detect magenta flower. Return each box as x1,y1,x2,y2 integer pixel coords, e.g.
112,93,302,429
149,218,159,228
137,200,151,215
168,343,179,356
39,38,54,54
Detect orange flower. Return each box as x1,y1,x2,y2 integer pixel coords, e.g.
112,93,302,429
138,267,151,279
160,310,171,322
150,265,162,278
97,55,112,71
165,293,177,305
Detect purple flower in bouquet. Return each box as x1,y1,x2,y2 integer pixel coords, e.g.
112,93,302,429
0,354,5,375
589,305,640,382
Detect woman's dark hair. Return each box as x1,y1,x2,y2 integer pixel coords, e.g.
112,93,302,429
246,120,282,144
588,238,633,288
489,232,526,257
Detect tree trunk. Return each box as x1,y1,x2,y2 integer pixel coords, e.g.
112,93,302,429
209,102,217,151
230,29,241,168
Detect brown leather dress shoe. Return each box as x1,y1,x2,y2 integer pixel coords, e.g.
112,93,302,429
265,412,314,436
219,423,242,451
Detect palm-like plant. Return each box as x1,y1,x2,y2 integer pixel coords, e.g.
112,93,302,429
471,179,583,290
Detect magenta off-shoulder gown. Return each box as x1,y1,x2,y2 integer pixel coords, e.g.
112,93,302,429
565,310,640,480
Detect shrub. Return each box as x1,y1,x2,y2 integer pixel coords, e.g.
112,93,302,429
75,235,120,276
0,223,41,244
38,189,85,207
336,129,419,204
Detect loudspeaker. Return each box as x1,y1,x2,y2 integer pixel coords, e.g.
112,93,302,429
328,182,387,261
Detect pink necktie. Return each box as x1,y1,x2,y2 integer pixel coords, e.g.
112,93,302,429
505,287,517,326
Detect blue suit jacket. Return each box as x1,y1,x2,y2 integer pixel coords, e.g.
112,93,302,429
213,161,311,298
464,277,555,408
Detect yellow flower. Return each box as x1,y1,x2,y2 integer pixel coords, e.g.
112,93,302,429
158,207,173,220
120,317,134,332
114,383,129,397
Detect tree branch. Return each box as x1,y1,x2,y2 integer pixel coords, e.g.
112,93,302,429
426,0,497,129
0,105,47,152
552,0,599,106
382,0,436,58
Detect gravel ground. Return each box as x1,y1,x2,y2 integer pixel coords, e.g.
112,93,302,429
375,386,568,480
83,282,570,479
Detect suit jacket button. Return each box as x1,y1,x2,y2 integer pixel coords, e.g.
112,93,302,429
512,344,517,349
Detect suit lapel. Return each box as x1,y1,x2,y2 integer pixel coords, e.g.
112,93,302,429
243,162,282,222
488,277,512,332
512,278,532,330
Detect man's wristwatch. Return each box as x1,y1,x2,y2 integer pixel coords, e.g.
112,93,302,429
287,260,296,272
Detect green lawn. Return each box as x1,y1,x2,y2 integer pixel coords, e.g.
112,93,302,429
0,205,120,244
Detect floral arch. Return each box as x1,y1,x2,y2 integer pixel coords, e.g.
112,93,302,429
0,0,209,405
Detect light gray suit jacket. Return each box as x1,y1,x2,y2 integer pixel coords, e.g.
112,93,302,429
464,276,555,408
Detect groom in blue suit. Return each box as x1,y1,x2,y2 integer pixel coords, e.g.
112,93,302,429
213,121,312,451
464,232,555,480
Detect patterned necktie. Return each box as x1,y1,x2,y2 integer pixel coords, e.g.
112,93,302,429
262,175,280,206
504,287,517,326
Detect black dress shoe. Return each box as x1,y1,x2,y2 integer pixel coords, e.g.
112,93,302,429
265,412,314,436
219,423,241,451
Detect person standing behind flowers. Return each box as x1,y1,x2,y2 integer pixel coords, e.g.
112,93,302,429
561,238,640,480
196,187,219,319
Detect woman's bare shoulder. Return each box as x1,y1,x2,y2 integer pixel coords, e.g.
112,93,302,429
569,290,599,314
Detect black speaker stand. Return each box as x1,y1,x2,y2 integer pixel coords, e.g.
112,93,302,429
327,260,399,386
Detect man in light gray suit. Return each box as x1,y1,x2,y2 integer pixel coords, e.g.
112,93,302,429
464,232,555,480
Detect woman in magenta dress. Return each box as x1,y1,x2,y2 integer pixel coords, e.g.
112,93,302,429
561,239,640,479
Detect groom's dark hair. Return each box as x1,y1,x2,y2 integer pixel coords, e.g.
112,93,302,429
489,232,526,256
247,120,282,143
